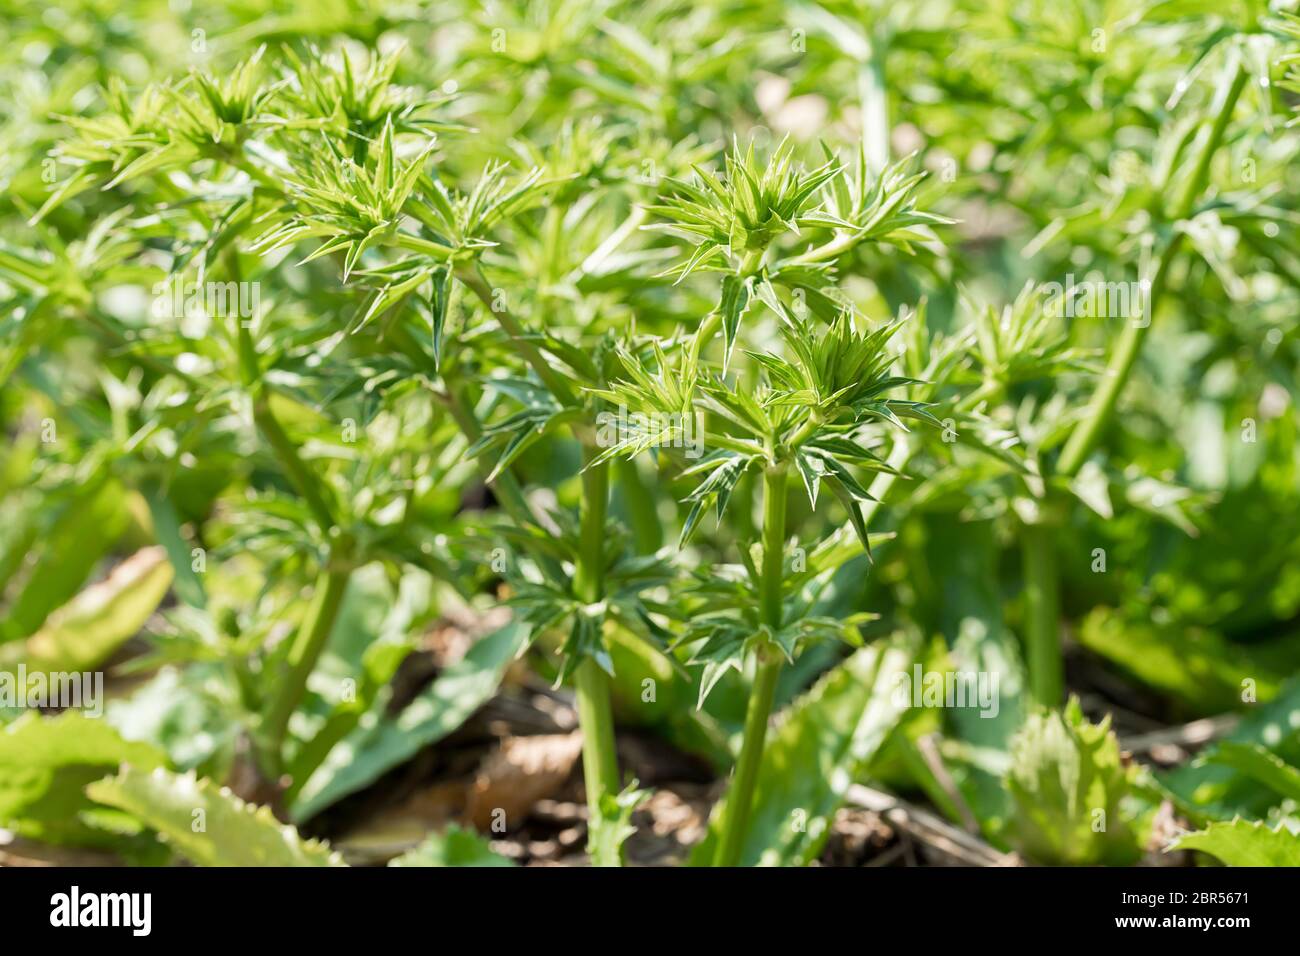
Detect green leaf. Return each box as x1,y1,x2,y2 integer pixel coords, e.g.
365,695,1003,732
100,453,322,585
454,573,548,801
106,665,240,778
142,483,206,609
388,825,515,867
10,547,172,675
1005,697,1140,866
1171,819,1300,866
1203,742,1300,803
604,625,730,767
557,605,613,682
907,516,1025,838
0,712,165,848
1161,677,1300,821
689,638,916,866
87,766,345,866
0,478,128,643
717,273,754,372
282,564,420,796
1078,607,1286,715
678,451,755,547
427,265,453,369
291,618,533,821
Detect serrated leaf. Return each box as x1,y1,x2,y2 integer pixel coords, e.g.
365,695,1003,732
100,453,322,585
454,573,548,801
1005,697,1140,866
87,766,345,866
427,265,452,369
1171,818,1300,866
0,712,165,848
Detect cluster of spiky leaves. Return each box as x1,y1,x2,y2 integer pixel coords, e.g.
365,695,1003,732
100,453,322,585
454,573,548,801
649,138,841,272
489,511,678,683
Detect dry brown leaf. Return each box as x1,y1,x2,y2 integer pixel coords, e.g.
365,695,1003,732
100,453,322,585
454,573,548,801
466,733,583,831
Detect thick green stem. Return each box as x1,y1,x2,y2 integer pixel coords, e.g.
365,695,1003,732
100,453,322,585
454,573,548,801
232,292,348,774
858,42,890,176
434,270,618,814
1020,519,1063,707
757,465,788,628
573,450,622,862
1038,59,1247,706
575,659,619,817
234,308,336,533
737,248,766,276
389,268,612,826
785,231,861,268
251,392,337,533
616,457,663,553
574,454,609,604
714,463,787,866
713,652,782,867
261,553,352,775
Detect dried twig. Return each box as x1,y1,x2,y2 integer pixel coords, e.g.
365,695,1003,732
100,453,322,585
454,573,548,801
1121,714,1239,759
915,733,981,834
846,784,1020,867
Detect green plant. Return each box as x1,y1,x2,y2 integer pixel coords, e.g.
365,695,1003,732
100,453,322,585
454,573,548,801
2,0,1300,873
1005,697,1142,865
